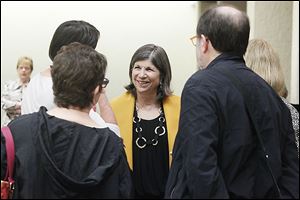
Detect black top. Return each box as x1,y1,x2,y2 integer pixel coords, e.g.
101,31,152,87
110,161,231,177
1,107,133,199
132,106,169,199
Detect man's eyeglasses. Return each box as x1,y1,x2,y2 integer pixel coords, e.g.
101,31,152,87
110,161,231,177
102,78,109,88
190,35,208,47
190,35,200,47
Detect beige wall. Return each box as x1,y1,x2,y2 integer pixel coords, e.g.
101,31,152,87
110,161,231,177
248,1,298,104
1,1,199,124
199,1,298,104
291,1,299,104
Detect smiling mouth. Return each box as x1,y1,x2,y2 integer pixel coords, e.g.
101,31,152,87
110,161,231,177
136,80,150,87
137,80,149,84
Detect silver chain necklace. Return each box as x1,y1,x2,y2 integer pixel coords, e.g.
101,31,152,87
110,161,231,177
133,104,166,149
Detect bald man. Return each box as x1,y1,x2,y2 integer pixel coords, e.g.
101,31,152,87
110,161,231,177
165,5,299,199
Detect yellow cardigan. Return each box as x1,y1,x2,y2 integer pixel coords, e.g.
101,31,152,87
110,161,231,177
110,92,180,170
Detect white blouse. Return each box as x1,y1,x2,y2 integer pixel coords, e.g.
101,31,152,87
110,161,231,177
1,79,26,126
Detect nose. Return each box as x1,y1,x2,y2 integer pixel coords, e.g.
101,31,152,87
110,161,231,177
139,68,147,78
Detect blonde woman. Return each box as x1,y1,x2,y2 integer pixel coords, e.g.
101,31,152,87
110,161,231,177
245,38,299,156
1,56,33,125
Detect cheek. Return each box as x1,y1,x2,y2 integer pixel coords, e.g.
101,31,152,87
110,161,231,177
152,75,160,86
131,71,136,80
196,48,203,61
196,47,200,57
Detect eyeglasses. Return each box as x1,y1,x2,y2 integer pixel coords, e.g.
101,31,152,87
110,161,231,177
102,78,109,88
190,35,209,47
190,35,200,47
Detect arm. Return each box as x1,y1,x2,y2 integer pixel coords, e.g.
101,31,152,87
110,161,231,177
5,104,21,119
1,81,22,119
98,89,117,125
1,81,19,110
97,89,120,137
279,107,299,198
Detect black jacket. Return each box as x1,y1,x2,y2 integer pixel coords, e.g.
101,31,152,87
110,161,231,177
165,53,299,199
1,107,133,199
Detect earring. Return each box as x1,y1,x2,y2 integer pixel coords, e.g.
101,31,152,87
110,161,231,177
159,81,163,92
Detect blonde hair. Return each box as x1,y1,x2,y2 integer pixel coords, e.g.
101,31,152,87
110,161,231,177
16,56,33,72
244,39,286,97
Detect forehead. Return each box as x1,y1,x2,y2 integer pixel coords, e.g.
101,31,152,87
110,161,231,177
134,59,156,68
18,59,31,66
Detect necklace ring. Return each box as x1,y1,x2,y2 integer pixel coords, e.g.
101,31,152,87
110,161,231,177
155,126,166,136
136,137,147,149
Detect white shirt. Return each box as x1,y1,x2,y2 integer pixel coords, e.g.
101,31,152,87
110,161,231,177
21,72,53,115
89,109,120,137
1,79,25,126
21,72,120,136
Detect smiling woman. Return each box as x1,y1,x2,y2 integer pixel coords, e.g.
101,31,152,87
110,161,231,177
110,43,181,199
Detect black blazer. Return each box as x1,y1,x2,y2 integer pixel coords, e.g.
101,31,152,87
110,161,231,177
165,53,299,199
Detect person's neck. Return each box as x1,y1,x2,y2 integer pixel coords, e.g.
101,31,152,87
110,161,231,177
47,106,100,128
136,93,160,110
202,47,222,70
135,93,162,120
205,51,222,68
49,106,91,118
64,106,91,114
19,78,30,86
210,51,222,62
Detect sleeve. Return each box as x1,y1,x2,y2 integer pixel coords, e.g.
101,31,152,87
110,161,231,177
21,79,33,115
1,81,17,110
106,123,121,137
279,106,299,199
171,84,228,198
89,109,106,125
1,132,8,179
89,109,120,137
290,106,299,154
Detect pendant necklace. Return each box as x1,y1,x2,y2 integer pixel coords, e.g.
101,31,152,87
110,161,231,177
133,103,166,149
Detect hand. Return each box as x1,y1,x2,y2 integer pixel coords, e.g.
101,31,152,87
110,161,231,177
97,88,118,124
98,89,109,106
6,105,21,119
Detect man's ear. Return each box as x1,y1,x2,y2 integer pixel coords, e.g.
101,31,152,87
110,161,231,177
200,34,209,53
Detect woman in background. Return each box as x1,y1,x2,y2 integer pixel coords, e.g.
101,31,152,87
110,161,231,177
245,38,299,156
1,56,33,126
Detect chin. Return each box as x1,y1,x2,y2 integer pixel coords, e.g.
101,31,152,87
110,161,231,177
136,88,149,93
197,65,203,70
197,62,208,70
